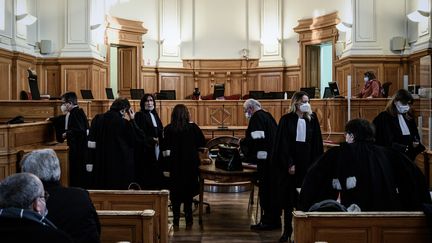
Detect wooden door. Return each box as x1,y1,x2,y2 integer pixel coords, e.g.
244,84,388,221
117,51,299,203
306,45,320,89
118,46,137,98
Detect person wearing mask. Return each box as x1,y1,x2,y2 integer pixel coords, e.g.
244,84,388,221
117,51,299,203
161,104,205,228
272,91,324,242
356,71,383,98
373,89,425,161
299,119,431,212
0,173,73,242
49,91,89,187
21,148,101,243
89,97,145,189
134,94,165,189
240,99,280,231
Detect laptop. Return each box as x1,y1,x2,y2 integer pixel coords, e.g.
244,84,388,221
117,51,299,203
80,89,94,99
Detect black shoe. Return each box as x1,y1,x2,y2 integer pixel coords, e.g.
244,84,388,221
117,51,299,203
250,222,281,231
279,230,291,242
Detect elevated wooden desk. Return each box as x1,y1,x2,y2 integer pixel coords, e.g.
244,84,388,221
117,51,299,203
200,125,247,139
198,163,256,225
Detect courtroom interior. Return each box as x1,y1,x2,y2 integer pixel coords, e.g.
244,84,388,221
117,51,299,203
0,0,432,242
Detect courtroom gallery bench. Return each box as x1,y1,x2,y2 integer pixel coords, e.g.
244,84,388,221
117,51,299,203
98,210,155,243
293,211,431,243
89,190,169,243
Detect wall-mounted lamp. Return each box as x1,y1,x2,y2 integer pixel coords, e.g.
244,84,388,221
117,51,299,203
407,10,430,22
16,13,37,25
336,22,352,32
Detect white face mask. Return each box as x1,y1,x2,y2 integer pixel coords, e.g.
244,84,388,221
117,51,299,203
395,101,410,114
345,133,354,144
60,104,68,114
245,112,251,119
299,103,311,113
364,77,369,83
145,105,154,111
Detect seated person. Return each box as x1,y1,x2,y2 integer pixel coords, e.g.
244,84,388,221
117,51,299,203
356,71,383,98
21,149,101,243
0,173,73,242
298,119,431,212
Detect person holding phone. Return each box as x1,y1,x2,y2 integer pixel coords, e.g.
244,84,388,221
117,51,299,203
89,97,146,189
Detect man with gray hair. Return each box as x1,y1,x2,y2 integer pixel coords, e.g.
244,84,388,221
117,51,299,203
21,148,100,243
241,98,280,230
0,173,73,242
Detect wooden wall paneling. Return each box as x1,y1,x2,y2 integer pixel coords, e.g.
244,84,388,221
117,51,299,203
261,100,283,124
284,66,301,92
183,74,195,99
201,101,237,126
383,64,402,96
198,75,211,96
228,74,243,96
0,55,12,99
15,60,36,99
61,65,89,98
141,68,158,95
45,66,61,97
246,73,259,93
258,72,283,91
159,73,182,99
100,67,108,98
91,67,102,99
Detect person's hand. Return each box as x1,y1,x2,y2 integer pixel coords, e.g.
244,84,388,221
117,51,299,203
62,133,66,139
153,137,159,145
124,108,135,121
288,165,295,175
366,96,373,99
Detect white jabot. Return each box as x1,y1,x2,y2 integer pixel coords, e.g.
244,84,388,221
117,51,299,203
397,114,410,135
296,118,306,142
65,112,70,130
149,112,157,127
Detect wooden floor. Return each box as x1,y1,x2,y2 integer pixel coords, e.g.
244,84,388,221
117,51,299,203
168,191,283,243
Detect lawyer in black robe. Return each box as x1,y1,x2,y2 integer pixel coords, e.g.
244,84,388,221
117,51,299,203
134,94,165,189
373,89,425,161
299,119,431,212
272,91,323,242
240,99,279,229
90,98,144,189
50,92,89,187
161,104,205,227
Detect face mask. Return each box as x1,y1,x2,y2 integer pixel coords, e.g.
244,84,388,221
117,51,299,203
364,77,369,83
395,101,410,114
120,110,126,118
345,133,354,144
245,112,251,119
41,208,48,219
60,104,68,114
299,103,311,113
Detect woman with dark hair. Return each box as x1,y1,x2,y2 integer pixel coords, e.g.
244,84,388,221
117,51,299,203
160,104,205,228
272,91,323,242
373,89,425,160
356,71,383,98
134,94,164,189
299,119,431,212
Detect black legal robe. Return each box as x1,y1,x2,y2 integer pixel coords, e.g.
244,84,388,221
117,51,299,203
134,110,164,189
298,142,431,211
161,122,205,201
273,112,324,197
90,110,143,189
373,111,425,160
51,107,89,187
240,109,277,222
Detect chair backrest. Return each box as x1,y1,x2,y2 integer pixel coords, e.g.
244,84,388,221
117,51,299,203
105,88,114,99
130,89,145,100
382,82,392,98
300,87,316,98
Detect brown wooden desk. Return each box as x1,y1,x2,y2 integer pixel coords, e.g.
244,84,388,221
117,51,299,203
200,125,247,139
198,163,256,225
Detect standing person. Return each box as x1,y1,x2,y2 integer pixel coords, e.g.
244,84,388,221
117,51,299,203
50,91,89,188
90,97,144,189
161,104,205,228
134,94,164,189
373,89,425,161
299,119,431,212
240,99,280,230
21,148,101,243
356,71,383,98
273,91,324,242
0,173,73,242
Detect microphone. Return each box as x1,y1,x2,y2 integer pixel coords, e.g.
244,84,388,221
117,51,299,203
218,104,228,129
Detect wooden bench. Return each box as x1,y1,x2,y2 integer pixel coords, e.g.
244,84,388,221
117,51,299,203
98,210,155,243
294,211,431,243
89,190,169,243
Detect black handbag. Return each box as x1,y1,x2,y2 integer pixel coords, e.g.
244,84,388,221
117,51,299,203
215,144,243,171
